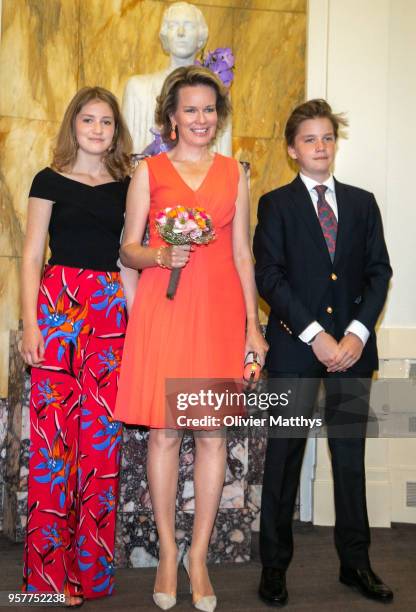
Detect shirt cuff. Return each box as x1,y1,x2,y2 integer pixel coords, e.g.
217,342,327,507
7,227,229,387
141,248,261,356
299,321,325,345
345,320,370,346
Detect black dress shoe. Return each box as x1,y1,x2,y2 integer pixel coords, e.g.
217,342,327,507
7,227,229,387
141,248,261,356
340,567,393,603
258,567,288,607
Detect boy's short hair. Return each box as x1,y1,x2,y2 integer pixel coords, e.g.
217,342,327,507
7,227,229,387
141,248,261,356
285,98,348,146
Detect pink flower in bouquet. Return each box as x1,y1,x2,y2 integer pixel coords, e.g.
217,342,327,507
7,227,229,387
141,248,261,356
173,208,189,227
189,227,203,240
172,209,198,234
173,218,199,234
156,210,168,226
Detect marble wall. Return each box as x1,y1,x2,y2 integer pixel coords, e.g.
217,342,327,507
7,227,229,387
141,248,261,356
0,0,306,398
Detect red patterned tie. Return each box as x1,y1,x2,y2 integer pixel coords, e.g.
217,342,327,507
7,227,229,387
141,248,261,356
314,184,337,261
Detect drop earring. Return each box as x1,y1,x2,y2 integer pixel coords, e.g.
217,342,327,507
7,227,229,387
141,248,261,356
170,124,177,141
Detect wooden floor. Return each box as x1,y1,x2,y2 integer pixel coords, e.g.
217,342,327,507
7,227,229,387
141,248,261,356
1,523,415,611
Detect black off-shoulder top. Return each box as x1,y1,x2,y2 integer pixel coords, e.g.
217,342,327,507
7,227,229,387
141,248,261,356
29,167,130,272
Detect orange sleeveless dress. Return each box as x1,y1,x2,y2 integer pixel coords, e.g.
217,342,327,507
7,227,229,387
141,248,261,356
114,152,246,427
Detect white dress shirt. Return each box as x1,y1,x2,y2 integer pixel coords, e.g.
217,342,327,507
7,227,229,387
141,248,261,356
297,173,370,347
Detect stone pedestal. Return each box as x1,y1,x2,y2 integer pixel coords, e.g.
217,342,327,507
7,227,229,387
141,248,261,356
0,398,9,532
115,427,266,567
3,330,30,542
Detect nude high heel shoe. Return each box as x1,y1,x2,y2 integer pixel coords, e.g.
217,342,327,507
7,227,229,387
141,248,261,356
153,558,178,610
183,552,217,612
152,590,176,610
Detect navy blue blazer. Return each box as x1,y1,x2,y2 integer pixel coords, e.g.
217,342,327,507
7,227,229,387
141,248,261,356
253,174,392,373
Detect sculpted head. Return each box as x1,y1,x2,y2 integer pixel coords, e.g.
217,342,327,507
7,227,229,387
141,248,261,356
159,2,208,59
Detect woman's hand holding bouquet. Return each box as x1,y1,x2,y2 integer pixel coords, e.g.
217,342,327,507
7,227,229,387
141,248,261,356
155,205,215,299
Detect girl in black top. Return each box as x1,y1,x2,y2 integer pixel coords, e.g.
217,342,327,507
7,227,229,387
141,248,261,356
20,87,136,606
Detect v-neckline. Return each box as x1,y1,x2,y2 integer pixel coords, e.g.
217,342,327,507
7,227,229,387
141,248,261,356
164,152,217,193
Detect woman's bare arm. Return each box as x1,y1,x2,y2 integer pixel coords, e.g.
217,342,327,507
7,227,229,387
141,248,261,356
232,164,268,364
20,198,52,365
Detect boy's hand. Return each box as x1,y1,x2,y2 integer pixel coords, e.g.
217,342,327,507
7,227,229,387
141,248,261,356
327,333,363,372
311,331,339,368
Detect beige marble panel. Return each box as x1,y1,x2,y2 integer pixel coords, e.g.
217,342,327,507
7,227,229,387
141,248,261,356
0,331,10,398
0,117,58,258
233,9,306,138
164,0,241,8
165,0,306,10
238,0,306,9
197,5,233,52
0,0,79,120
79,0,169,104
234,136,297,323
0,257,21,333
234,136,296,231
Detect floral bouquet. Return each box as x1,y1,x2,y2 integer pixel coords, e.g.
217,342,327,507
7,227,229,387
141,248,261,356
155,205,215,299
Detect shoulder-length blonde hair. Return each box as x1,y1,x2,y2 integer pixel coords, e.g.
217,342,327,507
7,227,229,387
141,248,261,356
52,86,132,180
155,65,231,146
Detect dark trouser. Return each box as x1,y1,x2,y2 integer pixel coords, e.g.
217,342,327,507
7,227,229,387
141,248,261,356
259,367,372,570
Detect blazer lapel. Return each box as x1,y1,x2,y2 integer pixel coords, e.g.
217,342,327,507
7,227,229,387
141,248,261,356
289,175,332,265
333,178,354,266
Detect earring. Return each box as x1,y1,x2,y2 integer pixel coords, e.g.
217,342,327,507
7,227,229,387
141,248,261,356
170,124,177,141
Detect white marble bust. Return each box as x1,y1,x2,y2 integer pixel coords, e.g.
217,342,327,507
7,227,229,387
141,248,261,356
122,1,232,155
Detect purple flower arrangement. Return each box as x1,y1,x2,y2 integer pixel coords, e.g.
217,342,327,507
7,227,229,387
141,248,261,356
196,46,235,87
141,127,172,157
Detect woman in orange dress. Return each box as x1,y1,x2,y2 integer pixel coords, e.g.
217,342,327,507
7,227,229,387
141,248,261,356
114,66,268,611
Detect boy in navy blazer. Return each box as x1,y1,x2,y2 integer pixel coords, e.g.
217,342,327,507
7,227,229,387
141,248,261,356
253,99,393,606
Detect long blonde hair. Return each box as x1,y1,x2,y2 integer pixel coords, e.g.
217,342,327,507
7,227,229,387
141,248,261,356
52,86,132,180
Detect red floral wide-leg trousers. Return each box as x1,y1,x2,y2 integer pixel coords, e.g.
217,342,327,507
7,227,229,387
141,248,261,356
23,265,126,599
